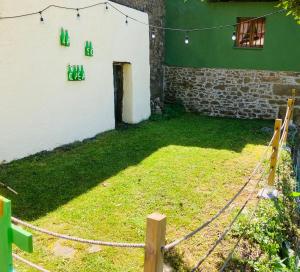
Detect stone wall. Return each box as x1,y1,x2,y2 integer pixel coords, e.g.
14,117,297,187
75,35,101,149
164,66,300,123
111,0,165,99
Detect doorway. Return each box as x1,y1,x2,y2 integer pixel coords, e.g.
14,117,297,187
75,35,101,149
113,63,124,125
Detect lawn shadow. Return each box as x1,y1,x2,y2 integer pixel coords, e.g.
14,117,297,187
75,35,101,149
164,248,193,271
0,113,273,220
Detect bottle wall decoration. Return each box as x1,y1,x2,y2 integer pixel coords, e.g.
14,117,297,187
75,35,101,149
67,65,85,81
85,41,94,57
60,28,70,47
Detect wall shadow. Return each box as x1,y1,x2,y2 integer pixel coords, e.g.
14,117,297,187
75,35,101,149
0,113,272,220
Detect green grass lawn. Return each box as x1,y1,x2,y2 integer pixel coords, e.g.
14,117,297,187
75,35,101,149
0,113,272,271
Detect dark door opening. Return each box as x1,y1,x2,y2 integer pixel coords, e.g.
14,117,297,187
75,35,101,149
113,64,124,125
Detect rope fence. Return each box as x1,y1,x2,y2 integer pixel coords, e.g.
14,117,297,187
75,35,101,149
1,90,296,272
11,217,145,248
219,90,296,272
163,149,271,251
191,169,267,272
13,254,50,272
219,195,263,272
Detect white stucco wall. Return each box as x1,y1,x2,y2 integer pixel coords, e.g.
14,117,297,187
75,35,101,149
0,0,150,162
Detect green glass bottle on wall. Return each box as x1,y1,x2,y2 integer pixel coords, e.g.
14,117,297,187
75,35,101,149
77,65,82,81
80,65,85,80
85,41,93,57
60,28,65,46
65,30,70,47
72,65,78,81
85,41,89,56
89,42,94,57
67,65,73,81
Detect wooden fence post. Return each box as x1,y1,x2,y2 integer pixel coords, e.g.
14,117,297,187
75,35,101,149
144,213,166,272
283,99,293,144
290,89,296,124
267,119,282,187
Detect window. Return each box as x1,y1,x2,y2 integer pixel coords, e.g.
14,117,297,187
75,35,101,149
235,17,266,48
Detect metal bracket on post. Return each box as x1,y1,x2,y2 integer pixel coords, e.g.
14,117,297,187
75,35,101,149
258,119,282,199
0,197,33,272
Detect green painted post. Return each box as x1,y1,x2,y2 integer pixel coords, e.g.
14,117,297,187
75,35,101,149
0,197,33,272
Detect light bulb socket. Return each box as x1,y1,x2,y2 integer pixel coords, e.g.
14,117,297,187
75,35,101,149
185,33,189,45
105,2,109,10
77,9,80,17
125,16,128,24
39,11,44,22
232,31,237,41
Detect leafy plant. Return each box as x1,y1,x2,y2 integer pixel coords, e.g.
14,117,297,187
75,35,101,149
228,150,300,271
277,0,300,24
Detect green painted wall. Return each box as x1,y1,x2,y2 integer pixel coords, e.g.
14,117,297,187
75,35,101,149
165,0,300,71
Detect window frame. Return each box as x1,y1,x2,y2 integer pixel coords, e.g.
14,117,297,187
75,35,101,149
234,17,266,49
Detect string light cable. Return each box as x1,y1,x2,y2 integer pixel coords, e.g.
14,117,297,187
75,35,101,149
0,1,285,35
106,2,284,32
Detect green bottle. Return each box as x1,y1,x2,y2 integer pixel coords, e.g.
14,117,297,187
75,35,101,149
72,65,78,81
80,65,85,80
67,65,73,81
89,42,93,56
77,65,82,81
60,28,65,46
65,30,70,47
84,41,88,56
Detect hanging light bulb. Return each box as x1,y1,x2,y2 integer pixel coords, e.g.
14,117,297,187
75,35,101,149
77,8,80,18
151,31,156,39
185,33,189,45
232,31,237,41
39,11,44,22
125,16,128,25
105,2,109,10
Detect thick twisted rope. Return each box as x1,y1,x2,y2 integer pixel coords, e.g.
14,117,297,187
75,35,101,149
219,195,262,271
163,132,274,251
0,181,18,195
191,168,268,272
12,217,145,248
13,253,50,272
219,122,291,271
280,109,289,131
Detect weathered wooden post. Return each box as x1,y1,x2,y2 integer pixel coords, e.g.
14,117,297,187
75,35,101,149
144,213,166,272
0,196,33,272
267,119,282,187
283,99,293,144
